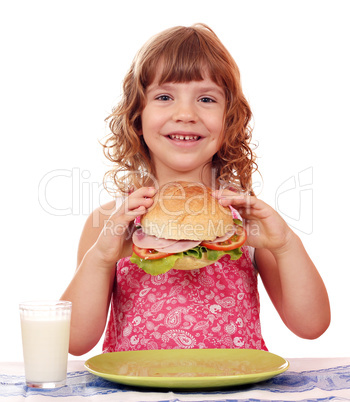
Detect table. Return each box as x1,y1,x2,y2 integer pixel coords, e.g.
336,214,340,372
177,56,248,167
1,358,350,401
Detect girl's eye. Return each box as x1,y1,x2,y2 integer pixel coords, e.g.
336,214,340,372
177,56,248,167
199,97,215,103
156,95,172,101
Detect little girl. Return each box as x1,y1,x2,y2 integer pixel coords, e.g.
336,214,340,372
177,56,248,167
61,24,330,355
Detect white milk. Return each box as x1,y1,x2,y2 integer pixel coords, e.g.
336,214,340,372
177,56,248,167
19,301,72,387
21,317,71,383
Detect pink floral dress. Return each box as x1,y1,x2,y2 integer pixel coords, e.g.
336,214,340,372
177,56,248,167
103,246,267,352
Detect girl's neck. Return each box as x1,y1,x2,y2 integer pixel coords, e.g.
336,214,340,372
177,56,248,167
153,165,219,190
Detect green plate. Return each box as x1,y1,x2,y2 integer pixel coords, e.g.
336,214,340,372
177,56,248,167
85,349,289,389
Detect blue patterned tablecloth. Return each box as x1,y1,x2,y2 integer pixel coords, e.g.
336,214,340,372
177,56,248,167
1,358,350,401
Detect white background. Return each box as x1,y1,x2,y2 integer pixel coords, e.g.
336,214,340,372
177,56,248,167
1,0,349,362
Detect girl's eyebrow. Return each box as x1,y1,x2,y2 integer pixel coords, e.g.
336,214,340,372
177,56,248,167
146,83,168,92
147,82,225,97
198,86,225,96
147,82,177,92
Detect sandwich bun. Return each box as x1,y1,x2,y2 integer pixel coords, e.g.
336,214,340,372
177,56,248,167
141,181,234,242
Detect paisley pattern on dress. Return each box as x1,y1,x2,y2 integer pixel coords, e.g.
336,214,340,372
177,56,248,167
103,246,267,352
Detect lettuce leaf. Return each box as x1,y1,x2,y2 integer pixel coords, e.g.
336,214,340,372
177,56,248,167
130,253,183,275
130,245,243,276
203,247,242,261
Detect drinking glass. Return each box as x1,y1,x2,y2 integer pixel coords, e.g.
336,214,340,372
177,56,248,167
19,300,72,388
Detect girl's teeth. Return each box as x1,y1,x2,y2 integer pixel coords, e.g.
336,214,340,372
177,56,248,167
170,134,199,141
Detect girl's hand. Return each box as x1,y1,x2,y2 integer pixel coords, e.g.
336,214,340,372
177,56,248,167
94,187,157,266
213,189,331,340
213,189,294,255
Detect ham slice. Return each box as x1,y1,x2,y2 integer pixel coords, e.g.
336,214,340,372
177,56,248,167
133,224,238,253
132,228,201,253
154,239,201,253
205,226,236,244
132,229,178,249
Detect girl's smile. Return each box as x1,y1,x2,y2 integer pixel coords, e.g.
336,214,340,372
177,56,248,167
165,131,203,149
140,71,226,182
167,132,200,142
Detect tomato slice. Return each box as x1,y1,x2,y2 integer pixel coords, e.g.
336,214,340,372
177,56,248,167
132,244,175,260
201,226,247,251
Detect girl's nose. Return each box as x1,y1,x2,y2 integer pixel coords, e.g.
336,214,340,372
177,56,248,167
172,101,198,123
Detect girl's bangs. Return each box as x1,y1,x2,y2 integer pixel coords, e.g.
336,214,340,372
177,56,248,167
157,50,209,84
141,33,224,87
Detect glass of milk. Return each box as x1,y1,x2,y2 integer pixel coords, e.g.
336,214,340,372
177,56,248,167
19,300,72,388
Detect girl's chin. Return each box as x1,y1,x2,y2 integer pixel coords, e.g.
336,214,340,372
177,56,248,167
157,159,214,177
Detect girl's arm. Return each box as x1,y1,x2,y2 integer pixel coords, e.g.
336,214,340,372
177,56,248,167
60,187,156,355
214,191,331,339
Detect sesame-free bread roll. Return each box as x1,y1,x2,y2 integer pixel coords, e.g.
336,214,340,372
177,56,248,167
141,181,233,241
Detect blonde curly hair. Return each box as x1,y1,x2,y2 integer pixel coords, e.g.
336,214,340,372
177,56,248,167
103,23,257,194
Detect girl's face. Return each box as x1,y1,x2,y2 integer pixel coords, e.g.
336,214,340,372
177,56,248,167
140,69,226,185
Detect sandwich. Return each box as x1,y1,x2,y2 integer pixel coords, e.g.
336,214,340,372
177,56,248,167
130,181,246,275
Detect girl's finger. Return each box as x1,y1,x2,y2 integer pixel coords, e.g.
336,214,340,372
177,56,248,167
130,186,157,199
125,205,147,217
121,187,157,212
123,195,153,213
213,190,252,208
